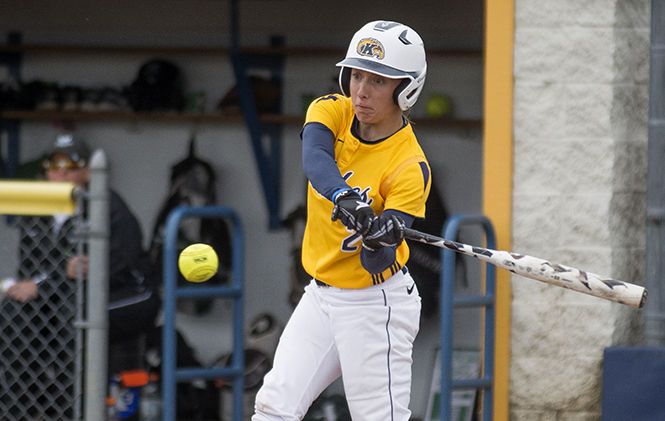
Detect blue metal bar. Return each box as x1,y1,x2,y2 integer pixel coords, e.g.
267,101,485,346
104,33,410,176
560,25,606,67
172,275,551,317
454,295,495,308
228,2,284,230
1,31,22,81
175,285,242,299
2,119,20,178
174,366,243,381
440,227,456,420
452,377,493,389
162,206,245,421
230,0,239,49
0,31,22,178
440,214,496,421
229,51,283,230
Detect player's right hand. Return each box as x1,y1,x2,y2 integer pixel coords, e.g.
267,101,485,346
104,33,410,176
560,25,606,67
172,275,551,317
331,189,374,235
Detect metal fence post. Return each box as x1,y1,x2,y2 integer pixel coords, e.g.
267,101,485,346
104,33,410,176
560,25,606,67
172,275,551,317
85,149,110,420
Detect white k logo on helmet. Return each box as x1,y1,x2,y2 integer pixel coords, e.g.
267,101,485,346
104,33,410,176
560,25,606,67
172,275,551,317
336,20,427,111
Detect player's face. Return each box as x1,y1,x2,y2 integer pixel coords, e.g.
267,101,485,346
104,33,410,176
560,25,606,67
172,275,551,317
349,69,402,124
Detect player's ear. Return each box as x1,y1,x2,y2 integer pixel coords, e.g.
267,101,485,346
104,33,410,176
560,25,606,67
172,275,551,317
339,67,351,96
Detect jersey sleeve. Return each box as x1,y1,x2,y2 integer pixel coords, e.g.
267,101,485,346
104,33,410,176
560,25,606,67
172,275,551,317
381,158,431,218
304,94,348,136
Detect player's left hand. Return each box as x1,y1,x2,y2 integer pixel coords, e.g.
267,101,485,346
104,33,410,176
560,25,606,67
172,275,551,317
362,214,406,251
331,189,375,235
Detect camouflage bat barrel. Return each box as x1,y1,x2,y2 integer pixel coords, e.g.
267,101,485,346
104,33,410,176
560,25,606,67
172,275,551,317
403,227,647,309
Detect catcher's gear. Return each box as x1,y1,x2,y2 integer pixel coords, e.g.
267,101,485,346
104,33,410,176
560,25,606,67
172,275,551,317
336,20,427,111
331,189,374,235
362,214,406,251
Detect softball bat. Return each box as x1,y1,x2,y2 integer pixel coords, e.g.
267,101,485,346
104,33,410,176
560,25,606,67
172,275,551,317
403,227,647,308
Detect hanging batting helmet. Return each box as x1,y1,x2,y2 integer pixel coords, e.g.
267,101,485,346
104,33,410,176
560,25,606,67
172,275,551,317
337,20,427,111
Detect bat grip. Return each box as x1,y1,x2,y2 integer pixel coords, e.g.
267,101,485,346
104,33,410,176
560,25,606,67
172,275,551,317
403,227,419,239
403,227,440,242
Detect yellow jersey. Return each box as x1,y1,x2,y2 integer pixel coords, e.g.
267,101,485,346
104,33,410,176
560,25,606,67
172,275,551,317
301,94,431,289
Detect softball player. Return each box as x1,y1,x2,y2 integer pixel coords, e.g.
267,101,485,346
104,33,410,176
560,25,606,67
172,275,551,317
253,20,430,421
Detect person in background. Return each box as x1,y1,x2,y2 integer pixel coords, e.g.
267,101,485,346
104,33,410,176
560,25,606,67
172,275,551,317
0,133,160,419
252,20,431,421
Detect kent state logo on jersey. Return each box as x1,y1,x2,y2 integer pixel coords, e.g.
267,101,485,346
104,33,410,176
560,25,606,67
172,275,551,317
341,171,373,206
356,38,385,60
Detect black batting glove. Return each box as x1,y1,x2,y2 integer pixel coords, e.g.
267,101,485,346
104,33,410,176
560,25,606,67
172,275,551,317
362,214,406,251
331,189,374,235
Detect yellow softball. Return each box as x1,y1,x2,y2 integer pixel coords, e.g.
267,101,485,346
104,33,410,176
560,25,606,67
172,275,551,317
178,243,219,283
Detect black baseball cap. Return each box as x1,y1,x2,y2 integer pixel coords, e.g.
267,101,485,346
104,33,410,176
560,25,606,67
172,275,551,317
48,133,90,166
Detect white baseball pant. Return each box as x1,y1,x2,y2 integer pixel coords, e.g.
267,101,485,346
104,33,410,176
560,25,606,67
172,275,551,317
252,268,421,421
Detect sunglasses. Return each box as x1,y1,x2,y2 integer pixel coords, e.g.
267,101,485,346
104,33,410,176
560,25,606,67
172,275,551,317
43,158,87,171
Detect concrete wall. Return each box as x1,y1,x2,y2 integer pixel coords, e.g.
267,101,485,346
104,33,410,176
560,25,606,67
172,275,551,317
511,0,650,418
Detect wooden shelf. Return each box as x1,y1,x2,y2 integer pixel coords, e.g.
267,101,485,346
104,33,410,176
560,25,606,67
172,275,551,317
0,42,482,127
0,109,481,128
0,43,482,58
411,117,482,129
0,109,281,123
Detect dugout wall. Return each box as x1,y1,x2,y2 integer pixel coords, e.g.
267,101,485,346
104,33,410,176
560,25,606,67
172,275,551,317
0,2,488,419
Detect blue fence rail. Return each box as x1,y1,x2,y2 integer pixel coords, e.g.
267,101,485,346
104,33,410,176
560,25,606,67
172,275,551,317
440,214,496,420
162,206,245,421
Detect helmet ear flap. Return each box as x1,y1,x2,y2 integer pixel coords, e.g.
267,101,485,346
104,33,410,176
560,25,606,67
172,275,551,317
339,67,351,96
340,70,415,111
393,79,409,107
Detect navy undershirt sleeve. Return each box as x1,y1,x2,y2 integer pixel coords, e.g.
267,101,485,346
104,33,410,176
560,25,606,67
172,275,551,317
301,122,349,201
360,209,416,274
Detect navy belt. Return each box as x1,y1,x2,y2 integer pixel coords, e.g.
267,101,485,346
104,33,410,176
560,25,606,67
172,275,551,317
315,266,407,288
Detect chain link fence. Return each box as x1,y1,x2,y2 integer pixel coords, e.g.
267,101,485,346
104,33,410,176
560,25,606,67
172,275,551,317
0,203,86,420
